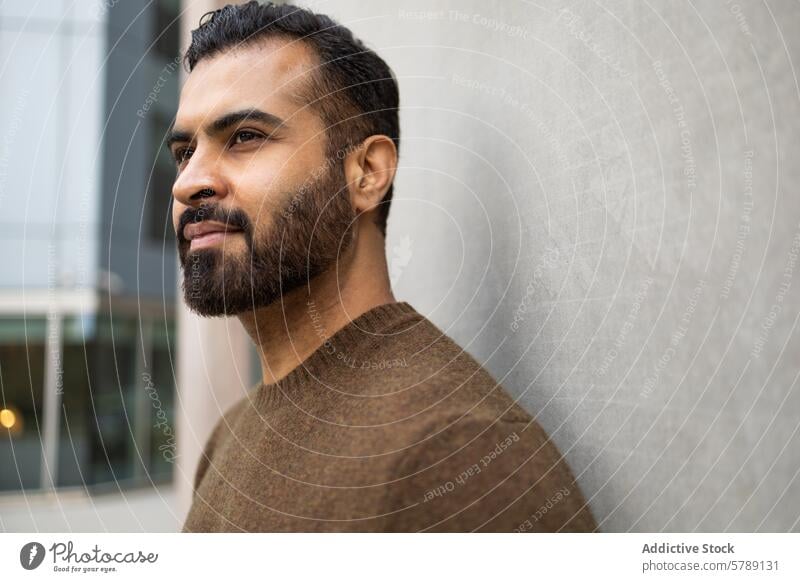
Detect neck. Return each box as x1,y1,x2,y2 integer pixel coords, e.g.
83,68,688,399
237,218,396,385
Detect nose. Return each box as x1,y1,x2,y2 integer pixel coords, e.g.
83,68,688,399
171,147,229,206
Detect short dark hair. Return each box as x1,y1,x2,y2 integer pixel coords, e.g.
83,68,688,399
184,1,400,237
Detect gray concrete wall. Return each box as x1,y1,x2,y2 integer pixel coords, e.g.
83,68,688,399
312,0,800,531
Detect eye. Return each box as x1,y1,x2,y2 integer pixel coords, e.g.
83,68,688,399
173,146,193,165
231,129,265,145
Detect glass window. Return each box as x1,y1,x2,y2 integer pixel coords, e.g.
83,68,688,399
147,319,176,479
153,0,181,62
88,315,138,485
147,109,177,245
55,314,177,490
0,317,46,492
57,315,94,488
145,0,181,245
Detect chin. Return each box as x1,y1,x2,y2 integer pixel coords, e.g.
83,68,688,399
181,279,282,318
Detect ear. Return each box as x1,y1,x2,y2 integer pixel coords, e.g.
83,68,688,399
344,135,397,216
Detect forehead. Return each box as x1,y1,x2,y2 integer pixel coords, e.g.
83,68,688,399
176,37,318,128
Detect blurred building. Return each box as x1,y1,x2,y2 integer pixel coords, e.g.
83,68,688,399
0,0,196,530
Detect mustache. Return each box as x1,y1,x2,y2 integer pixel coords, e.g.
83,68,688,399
176,203,252,244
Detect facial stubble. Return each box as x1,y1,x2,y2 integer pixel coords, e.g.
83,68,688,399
178,163,355,316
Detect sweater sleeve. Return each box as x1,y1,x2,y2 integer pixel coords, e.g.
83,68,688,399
384,413,598,532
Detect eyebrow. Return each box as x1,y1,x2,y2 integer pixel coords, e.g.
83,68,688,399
167,108,288,149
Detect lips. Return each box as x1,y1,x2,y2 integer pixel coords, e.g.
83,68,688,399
184,221,243,251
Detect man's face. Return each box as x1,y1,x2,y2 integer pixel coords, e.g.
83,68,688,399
169,39,355,316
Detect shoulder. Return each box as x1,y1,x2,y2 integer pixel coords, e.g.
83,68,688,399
369,330,599,537
365,313,532,424
385,411,597,531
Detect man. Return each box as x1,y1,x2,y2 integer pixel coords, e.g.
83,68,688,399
172,1,597,532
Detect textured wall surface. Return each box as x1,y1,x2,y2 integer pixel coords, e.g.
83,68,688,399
313,0,800,531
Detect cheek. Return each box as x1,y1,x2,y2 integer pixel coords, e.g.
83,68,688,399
232,171,288,220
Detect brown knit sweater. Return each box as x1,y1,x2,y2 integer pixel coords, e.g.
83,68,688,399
182,301,597,532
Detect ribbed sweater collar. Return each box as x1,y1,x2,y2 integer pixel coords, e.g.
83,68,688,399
252,300,420,399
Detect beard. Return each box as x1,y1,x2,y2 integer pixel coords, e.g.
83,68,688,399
176,160,355,316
